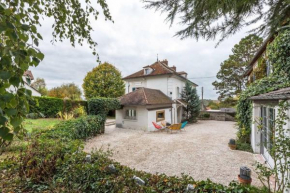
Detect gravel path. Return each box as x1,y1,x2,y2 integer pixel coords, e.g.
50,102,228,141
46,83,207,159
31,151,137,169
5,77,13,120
84,120,261,186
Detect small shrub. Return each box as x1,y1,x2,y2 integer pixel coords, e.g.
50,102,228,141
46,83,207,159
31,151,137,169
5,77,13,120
236,140,253,153
57,111,74,120
73,105,87,118
26,113,39,119
203,113,210,118
18,139,81,184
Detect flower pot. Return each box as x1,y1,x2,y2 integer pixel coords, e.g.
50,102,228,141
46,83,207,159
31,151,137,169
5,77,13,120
228,143,236,150
238,174,252,185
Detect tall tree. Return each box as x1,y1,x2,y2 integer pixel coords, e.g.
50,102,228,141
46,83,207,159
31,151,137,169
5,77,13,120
31,78,48,96
144,0,290,42
83,62,125,99
0,0,112,146
181,81,200,123
212,34,263,101
48,83,82,100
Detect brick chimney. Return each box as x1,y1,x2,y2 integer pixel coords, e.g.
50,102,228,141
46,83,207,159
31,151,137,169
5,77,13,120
171,65,176,71
162,59,168,66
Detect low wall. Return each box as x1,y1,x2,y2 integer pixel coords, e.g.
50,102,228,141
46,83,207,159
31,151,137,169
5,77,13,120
199,111,236,122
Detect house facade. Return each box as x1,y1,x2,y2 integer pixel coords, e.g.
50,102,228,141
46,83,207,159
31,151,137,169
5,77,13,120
8,70,41,97
245,36,290,170
116,59,197,131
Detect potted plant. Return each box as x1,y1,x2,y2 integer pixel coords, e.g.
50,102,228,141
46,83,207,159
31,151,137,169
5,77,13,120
238,166,252,185
228,139,236,150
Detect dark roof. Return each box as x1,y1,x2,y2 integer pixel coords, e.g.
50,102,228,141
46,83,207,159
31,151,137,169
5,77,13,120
244,35,274,77
24,70,34,80
123,61,197,86
119,88,173,106
250,87,290,101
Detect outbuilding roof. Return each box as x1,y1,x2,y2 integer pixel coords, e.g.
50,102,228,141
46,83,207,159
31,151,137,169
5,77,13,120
250,87,290,101
119,88,173,106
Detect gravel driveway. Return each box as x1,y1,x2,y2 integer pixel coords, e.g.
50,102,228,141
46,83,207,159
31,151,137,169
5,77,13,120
84,120,261,186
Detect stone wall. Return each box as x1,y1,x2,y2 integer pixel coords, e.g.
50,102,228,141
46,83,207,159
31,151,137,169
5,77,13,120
199,111,236,122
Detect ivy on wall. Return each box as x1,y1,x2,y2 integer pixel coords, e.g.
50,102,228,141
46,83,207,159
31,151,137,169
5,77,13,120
254,57,267,80
237,29,290,142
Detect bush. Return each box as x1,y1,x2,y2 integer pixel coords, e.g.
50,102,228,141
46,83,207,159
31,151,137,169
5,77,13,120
88,97,120,116
41,115,105,141
26,113,39,119
73,105,87,118
203,113,210,118
236,140,253,153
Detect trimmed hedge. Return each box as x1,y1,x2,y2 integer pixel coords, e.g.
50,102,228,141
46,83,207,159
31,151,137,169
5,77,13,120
29,96,88,118
88,97,120,116
42,115,105,140
33,96,63,117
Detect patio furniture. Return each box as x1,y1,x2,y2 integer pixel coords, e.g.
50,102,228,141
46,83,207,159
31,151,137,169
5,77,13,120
181,121,188,130
167,123,182,133
161,121,171,127
152,122,165,131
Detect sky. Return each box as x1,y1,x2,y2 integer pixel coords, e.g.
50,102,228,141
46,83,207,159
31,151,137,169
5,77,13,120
31,0,261,100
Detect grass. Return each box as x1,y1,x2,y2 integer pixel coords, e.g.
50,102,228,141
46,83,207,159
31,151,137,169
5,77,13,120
0,118,63,160
24,118,62,133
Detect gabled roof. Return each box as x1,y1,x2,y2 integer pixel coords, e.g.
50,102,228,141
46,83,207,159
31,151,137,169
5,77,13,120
123,60,197,86
119,88,173,106
24,70,34,80
250,87,290,101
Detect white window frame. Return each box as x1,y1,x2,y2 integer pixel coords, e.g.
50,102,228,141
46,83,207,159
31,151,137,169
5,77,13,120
124,108,137,120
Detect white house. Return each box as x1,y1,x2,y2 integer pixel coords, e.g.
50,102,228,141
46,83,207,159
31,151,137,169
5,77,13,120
245,35,289,192
8,70,41,97
116,59,197,131
250,88,290,168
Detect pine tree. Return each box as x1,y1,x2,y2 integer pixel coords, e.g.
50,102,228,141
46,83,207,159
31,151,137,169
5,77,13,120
144,0,290,43
181,81,200,123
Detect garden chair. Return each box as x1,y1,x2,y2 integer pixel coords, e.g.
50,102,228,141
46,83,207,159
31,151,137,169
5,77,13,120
167,123,182,133
181,121,188,131
152,122,165,131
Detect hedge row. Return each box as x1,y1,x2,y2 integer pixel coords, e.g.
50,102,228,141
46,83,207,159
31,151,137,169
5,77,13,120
0,115,265,192
28,96,120,118
88,97,120,116
29,96,88,118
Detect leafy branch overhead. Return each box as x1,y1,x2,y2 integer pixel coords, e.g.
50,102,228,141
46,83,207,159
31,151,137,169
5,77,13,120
0,0,112,148
143,0,290,42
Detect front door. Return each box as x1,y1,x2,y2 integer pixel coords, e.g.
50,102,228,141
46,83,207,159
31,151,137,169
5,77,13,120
260,106,275,168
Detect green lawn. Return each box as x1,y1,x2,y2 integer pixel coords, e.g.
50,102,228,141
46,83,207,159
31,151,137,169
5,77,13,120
24,118,62,132
1,118,63,160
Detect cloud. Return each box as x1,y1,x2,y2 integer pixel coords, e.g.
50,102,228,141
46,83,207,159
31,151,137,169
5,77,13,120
31,0,259,100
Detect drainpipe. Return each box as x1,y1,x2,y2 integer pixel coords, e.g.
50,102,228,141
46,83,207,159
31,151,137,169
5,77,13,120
170,107,173,124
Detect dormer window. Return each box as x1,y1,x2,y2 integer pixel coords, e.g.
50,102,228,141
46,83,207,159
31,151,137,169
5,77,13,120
26,77,31,85
145,69,150,75
143,67,153,75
